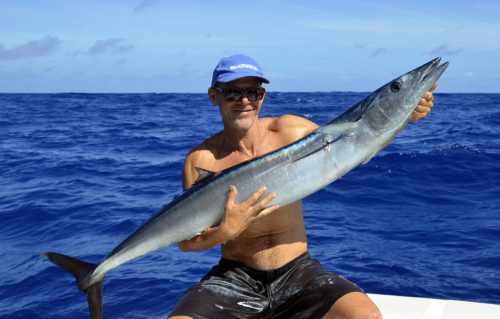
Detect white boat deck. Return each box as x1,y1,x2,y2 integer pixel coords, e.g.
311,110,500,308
369,294,500,319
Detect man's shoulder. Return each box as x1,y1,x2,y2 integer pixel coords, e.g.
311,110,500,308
267,115,320,144
185,133,221,163
268,114,318,130
182,133,223,189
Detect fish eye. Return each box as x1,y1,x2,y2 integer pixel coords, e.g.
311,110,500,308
391,81,401,92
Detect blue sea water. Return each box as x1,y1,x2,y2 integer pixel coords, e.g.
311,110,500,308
0,92,499,318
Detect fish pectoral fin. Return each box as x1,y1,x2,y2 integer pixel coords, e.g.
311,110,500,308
289,121,360,164
193,167,219,186
195,167,216,180
255,121,360,177
315,121,359,137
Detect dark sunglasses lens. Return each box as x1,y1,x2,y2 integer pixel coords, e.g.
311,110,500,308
223,90,241,102
246,89,261,101
220,88,264,102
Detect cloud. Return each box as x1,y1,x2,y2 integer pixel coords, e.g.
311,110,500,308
370,48,387,57
0,36,61,60
353,43,386,57
430,45,463,56
134,0,159,13
86,38,133,55
115,58,127,65
308,19,403,33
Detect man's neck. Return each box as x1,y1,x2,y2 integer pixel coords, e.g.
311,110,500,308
223,119,263,158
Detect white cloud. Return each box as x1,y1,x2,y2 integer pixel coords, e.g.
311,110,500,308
371,48,387,57
86,38,133,55
308,19,399,33
430,45,463,56
134,0,160,13
0,36,61,60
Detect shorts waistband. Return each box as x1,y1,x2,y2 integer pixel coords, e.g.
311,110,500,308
218,251,311,280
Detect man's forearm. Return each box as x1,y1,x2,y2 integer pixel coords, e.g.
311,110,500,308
177,226,230,252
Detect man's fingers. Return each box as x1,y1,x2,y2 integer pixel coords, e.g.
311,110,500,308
255,205,280,219
226,185,238,207
244,186,268,206
423,92,433,102
418,95,433,110
414,105,429,113
430,82,438,92
232,186,277,214
411,107,428,121
252,192,277,214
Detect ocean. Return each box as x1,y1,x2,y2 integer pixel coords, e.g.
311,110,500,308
0,92,499,318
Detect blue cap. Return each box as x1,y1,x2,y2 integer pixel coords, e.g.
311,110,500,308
211,54,270,87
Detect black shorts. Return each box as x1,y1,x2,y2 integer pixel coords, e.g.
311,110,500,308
169,252,363,319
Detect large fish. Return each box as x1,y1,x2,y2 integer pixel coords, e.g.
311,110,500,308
43,58,448,318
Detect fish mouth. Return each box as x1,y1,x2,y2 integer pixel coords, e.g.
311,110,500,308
417,57,449,87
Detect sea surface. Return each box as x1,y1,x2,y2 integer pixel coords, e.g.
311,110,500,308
0,92,499,318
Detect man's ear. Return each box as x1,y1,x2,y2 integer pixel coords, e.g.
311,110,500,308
208,88,218,106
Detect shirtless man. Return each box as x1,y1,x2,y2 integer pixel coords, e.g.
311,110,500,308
169,54,436,319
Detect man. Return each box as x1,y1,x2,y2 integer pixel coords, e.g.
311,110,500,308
169,54,436,319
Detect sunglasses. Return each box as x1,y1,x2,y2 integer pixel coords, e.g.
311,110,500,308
214,87,265,102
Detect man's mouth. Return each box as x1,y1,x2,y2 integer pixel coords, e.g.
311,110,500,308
233,108,254,114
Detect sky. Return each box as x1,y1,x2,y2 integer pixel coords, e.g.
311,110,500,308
1,0,499,93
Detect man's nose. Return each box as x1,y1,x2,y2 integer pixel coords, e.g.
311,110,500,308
240,96,251,105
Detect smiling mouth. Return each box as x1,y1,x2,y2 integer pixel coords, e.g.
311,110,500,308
233,108,254,113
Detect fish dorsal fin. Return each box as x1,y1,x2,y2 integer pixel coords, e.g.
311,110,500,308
315,121,359,137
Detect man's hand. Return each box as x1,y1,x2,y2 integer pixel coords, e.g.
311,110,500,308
218,186,279,241
411,82,438,122
178,186,279,251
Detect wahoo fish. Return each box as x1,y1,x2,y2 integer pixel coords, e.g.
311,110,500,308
43,58,448,318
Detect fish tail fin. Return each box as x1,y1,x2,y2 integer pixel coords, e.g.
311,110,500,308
43,252,103,319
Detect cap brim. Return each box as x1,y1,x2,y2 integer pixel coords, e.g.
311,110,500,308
215,72,270,86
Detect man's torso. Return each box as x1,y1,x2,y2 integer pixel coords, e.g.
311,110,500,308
184,116,319,270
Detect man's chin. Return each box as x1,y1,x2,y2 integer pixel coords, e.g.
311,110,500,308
231,118,257,131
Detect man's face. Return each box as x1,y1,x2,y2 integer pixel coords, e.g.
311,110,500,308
209,77,265,132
